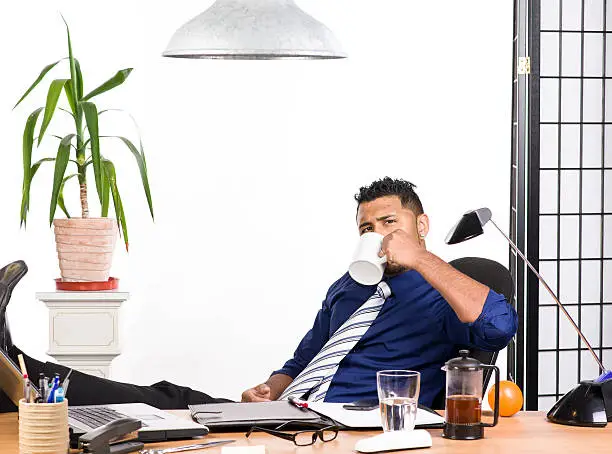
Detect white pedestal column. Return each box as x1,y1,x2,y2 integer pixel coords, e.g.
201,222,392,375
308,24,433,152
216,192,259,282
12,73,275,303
36,291,130,378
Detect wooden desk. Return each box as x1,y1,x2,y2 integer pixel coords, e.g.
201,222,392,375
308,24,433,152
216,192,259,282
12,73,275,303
1,411,610,453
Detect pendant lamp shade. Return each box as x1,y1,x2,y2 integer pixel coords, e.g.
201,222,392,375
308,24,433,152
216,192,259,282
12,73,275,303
162,0,347,60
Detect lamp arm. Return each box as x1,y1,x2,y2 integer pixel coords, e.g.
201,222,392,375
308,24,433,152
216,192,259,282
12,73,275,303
489,219,606,372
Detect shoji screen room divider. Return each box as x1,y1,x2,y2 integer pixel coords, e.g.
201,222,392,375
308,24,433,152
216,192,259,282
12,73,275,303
511,0,611,411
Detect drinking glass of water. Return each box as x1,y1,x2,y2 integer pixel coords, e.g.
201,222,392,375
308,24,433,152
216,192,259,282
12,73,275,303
377,370,420,432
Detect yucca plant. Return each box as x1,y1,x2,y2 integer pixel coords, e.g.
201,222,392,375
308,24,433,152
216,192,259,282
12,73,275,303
15,17,153,251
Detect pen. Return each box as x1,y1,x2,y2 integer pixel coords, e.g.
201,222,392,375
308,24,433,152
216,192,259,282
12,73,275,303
47,375,60,403
17,354,28,376
22,374,30,403
62,369,72,397
38,372,45,397
42,376,49,402
38,373,45,400
62,369,72,384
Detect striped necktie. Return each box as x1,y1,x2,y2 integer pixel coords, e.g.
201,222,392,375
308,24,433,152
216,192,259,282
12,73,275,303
279,281,391,402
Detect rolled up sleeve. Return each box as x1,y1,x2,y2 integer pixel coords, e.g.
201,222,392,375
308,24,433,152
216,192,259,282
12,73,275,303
444,289,518,351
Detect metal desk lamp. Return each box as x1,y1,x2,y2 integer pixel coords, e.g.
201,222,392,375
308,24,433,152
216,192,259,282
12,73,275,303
446,208,612,427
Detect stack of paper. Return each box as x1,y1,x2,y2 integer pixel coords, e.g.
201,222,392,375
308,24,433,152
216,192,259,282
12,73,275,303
307,402,444,429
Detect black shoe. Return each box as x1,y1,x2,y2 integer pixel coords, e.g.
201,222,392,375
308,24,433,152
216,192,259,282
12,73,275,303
0,261,28,352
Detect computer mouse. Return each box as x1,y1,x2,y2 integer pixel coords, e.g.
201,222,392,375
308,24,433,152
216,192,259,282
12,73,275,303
354,429,433,452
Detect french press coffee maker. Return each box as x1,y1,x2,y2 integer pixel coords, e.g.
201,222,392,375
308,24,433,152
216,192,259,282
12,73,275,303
441,350,500,440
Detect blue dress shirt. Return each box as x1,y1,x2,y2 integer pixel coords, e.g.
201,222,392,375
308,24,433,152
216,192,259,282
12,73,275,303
272,270,518,406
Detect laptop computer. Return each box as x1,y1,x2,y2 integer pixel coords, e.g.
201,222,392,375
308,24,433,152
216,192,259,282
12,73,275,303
0,348,209,445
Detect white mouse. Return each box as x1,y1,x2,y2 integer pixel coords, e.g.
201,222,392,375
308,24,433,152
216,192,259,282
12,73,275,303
354,430,433,453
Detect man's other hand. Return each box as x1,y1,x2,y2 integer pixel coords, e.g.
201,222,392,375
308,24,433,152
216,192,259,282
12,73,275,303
241,383,272,402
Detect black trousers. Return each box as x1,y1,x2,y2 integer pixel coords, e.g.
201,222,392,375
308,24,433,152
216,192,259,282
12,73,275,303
1,346,230,413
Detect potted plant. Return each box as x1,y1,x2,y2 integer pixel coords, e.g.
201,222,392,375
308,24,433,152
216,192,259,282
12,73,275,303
15,18,154,284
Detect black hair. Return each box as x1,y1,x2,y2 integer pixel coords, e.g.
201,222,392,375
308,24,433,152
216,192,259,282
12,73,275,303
354,177,424,215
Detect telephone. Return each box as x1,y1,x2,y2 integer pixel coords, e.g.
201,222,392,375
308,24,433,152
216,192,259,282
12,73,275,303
78,417,144,454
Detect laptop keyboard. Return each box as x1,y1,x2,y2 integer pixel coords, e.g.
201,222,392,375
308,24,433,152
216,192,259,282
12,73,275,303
69,406,147,429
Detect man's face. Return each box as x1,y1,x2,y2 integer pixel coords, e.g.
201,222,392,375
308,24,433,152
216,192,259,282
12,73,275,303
356,195,428,274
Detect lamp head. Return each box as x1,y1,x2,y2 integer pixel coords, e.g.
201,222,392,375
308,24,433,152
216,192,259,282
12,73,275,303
445,208,492,245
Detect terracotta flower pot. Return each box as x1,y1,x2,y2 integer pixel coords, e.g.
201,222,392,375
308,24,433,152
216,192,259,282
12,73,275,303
53,218,118,282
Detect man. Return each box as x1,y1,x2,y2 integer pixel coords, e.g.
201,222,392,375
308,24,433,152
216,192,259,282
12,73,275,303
1,177,517,411
241,177,517,406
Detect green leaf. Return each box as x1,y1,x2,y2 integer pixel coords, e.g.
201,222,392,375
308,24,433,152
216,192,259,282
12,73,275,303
13,60,62,109
82,68,133,101
64,80,77,115
81,101,103,203
49,134,75,224
102,159,128,251
20,158,56,228
58,107,75,119
22,109,44,184
100,163,110,217
30,158,57,178
141,140,148,173
75,59,84,100
106,136,154,220
94,110,153,220
57,173,78,218
51,134,78,152
20,108,44,226
80,138,91,152
61,15,79,107
38,79,69,146
20,157,57,225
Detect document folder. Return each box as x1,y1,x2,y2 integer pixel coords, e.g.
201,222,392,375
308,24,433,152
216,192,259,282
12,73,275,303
188,401,332,431
188,401,444,432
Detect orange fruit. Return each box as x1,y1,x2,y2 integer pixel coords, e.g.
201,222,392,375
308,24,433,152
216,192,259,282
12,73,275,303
488,380,523,416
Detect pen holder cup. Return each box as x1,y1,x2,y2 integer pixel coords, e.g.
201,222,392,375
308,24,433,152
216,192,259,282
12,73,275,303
18,399,69,454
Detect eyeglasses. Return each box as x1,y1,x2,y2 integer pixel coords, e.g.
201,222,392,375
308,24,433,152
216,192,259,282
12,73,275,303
245,421,339,446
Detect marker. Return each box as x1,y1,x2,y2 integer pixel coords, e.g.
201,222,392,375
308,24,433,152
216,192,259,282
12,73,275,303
54,387,64,403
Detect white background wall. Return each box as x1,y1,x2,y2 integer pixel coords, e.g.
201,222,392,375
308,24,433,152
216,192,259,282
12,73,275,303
1,1,513,402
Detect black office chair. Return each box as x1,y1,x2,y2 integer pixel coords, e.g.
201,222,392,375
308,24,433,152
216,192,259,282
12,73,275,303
0,260,28,413
0,261,28,352
431,257,515,409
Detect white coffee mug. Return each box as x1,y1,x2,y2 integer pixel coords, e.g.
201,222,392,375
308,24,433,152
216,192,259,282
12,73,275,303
349,232,387,285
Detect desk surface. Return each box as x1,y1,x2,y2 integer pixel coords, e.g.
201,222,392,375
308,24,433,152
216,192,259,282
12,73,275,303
1,411,610,453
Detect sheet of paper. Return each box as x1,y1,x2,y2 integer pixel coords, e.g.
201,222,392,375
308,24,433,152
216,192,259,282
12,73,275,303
307,402,444,429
